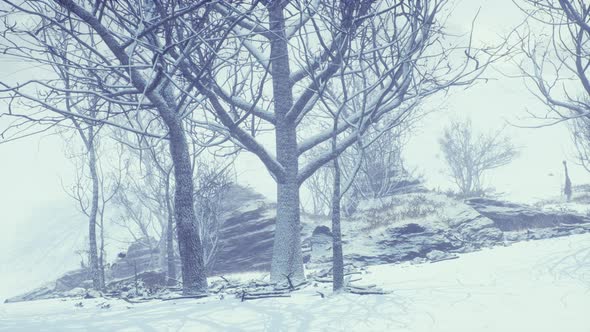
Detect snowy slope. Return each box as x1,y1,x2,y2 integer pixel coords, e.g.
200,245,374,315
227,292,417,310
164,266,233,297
1,234,589,331
0,205,86,301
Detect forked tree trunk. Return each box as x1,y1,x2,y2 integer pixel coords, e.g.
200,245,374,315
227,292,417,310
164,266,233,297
268,2,305,284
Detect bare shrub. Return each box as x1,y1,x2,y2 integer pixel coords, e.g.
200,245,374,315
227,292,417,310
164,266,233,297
439,119,518,198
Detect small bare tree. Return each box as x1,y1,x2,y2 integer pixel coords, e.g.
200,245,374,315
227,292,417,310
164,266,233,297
193,161,233,273
304,126,418,217
62,127,124,290
439,119,519,197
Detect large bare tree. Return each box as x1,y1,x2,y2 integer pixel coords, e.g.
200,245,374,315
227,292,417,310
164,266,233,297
191,0,495,283
0,0,238,294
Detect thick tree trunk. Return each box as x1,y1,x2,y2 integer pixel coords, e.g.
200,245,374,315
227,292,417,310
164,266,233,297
167,122,207,294
268,1,305,284
87,130,101,290
271,169,305,283
331,159,344,291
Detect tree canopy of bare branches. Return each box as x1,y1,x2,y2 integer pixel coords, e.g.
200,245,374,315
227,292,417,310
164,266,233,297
515,0,590,125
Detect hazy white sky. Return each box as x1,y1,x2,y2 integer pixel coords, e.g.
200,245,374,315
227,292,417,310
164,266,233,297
0,0,588,232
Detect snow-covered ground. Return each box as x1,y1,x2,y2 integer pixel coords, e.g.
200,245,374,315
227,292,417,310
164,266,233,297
1,234,589,332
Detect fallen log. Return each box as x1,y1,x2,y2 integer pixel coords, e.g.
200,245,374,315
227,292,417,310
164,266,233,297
347,288,390,295
241,293,291,301
161,294,208,301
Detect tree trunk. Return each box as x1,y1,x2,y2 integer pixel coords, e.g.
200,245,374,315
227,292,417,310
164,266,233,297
165,181,177,286
167,122,207,294
268,1,305,284
166,203,176,286
271,170,305,283
87,128,101,290
99,215,106,289
331,158,344,292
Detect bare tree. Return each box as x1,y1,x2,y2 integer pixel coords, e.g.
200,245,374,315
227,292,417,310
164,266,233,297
113,126,235,284
62,122,124,290
193,161,233,273
192,0,493,284
0,0,239,294
112,136,177,284
514,1,589,127
515,1,590,191
305,126,419,217
439,118,519,197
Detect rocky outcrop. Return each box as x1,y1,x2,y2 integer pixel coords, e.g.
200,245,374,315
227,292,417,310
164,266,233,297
4,268,92,303
110,237,161,280
211,204,276,274
54,268,91,292
309,226,332,263
466,198,590,231
449,209,504,249
465,198,590,242
346,210,502,266
4,286,55,303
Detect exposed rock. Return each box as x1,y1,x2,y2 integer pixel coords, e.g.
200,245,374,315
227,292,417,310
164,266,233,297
110,237,161,280
64,287,86,297
211,204,276,275
426,250,452,261
4,285,54,303
310,226,332,263
343,195,503,266
84,289,101,299
312,226,332,237
349,226,464,265
449,209,503,249
466,198,590,231
207,185,318,274
14,190,590,303
4,268,93,303
54,268,91,292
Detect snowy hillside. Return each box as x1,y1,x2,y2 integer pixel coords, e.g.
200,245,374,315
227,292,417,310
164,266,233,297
0,204,135,302
1,234,589,332
0,206,85,301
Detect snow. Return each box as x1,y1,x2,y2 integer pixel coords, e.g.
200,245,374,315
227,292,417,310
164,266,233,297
1,234,589,331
